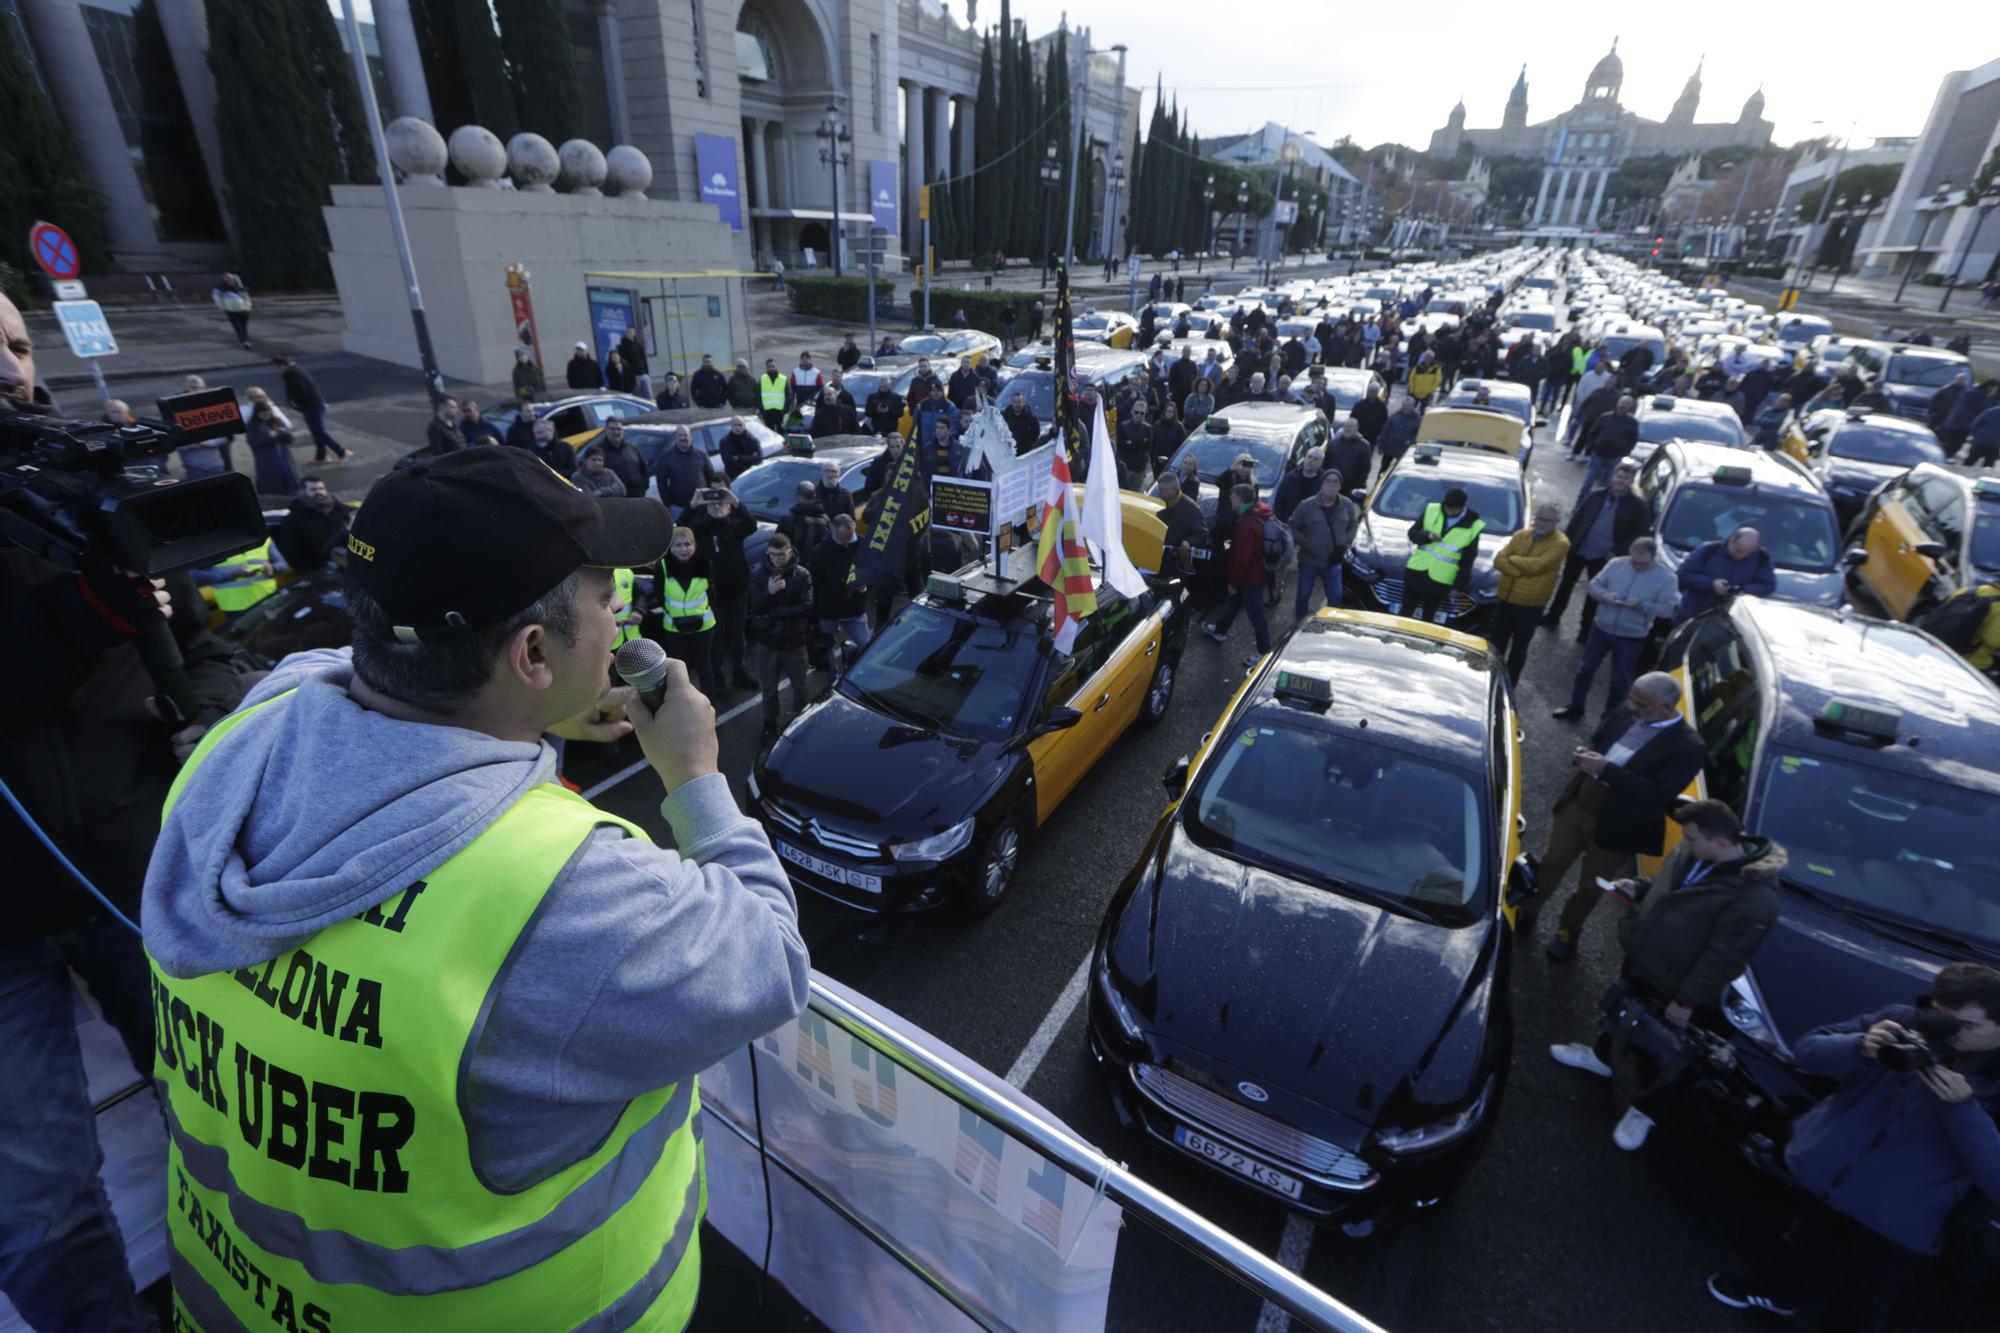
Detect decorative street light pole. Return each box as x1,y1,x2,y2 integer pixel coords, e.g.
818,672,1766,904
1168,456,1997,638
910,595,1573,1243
1198,175,1216,274
815,102,852,277
1038,138,1060,286
1234,180,1250,272
1939,181,2000,312
1107,151,1128,281
1896,182,1954,303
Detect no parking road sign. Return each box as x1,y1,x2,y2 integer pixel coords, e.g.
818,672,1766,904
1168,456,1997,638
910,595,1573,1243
28,221,82,281
53,301,118,358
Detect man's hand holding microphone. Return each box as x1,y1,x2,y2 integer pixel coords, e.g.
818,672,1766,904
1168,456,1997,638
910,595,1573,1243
567,638,720,793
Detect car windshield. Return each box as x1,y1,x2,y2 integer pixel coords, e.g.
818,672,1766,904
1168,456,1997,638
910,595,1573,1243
996,372,1056,420
1638,412,1745,447
1974,508,2000,575
732,459,820,519
899,334,946,355
1885,355,1965,388
1603,335,1665,363
1170,435,1284,487
1185,718,1488,927
843,371,889,400
1779,319,1831,344
1508,310,1557,331
839,605,1037,741
1660,489,1838,571
1372,472,1523,533
1829,427,1945,467
1754,755,2000,949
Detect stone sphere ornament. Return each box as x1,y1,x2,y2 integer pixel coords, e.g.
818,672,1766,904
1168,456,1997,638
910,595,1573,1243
506,133,560,193
605,145,654,198
385,117,447,185
447,125,507,187
559,139,608,195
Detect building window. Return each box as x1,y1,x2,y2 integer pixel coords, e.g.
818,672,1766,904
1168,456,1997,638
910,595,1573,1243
870,33,882,132
689,0,709,98
736,30,772,82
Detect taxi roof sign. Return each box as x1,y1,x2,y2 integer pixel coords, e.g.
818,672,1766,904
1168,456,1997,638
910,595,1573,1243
1273,667,1334,710
1973,476,2000,501
1712,464,1753,486
1650,395,1678,410
1814,698,1900,746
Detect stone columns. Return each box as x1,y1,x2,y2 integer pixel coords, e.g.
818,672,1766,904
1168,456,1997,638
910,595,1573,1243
746,119,772,255
16,0,163,259
1549,170,1574,228
591,0,632,147
153,0,233,246
1586,169,1609,228
928,88,951,185
955,97,976,184
367,0,434,125
904,82,926,253
1531,168,1553,225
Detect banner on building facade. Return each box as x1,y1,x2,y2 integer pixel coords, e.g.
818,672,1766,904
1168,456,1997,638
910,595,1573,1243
870,160,898,233
506,263,542,369
696,134,743,231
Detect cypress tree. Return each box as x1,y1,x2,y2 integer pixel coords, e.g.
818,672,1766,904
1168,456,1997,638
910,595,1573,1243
207,0,356,287
1044,35,1069,267
971,35,998,258
0,13,109,278
997,2,1016,252
1124,124,1142,254
494,0,583,145
1011,27,1038,257
411,0,519,141
297,0,376,183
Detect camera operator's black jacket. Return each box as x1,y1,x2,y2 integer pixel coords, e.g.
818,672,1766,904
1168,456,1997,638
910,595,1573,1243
1,548,242,937
1617,837,1784,1009
1785,1004,2000,1255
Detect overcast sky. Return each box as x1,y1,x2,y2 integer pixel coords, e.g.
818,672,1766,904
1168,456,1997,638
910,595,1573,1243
1005,1,1988,153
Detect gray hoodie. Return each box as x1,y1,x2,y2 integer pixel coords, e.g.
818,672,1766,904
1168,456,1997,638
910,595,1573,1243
1587,555,1679,639
143,648,809,1189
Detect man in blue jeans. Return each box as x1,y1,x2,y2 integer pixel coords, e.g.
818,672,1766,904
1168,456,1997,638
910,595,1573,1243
1553,537,1678,722
1204,483,1276,669
273,355,348,463
1288,469,1359,619
1577,393,1637,501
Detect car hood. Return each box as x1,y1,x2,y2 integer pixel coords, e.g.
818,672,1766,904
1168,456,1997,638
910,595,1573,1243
1773,567,1845,608
1752,885,1973,1044
760,691,1007,840
1108,833,1494,1139
1821,458,1905,496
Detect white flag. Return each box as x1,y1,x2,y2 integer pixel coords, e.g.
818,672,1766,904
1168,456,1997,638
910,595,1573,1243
1080,398,1145,598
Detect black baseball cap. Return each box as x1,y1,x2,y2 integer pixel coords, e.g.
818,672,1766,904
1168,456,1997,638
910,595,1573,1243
346,448,670,643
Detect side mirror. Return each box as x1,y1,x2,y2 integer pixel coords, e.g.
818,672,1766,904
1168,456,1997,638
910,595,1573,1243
1913,541,1948,561
1163,755,1192,799
1505,854,1539,911
1841,547,1869,570
1037,705,1084,737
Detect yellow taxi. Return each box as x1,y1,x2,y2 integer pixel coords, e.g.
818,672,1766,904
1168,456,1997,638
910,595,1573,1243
1416,404,1534,468
1844,465,2000,621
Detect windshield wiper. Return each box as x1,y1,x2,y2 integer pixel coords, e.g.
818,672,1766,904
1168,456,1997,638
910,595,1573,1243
1780,877,1998,958
843,681,939,732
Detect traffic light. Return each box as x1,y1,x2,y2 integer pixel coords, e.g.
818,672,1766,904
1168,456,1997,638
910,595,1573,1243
1651,235,1663,257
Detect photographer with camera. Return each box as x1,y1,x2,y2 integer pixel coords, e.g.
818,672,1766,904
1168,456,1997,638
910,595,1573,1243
1707,963,2000,1330
2,290,246,1331
1550,800,1783,1151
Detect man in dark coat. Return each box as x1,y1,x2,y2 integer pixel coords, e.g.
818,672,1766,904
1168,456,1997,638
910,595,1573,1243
275,476,352,574
1532,673,1709,959
1168,347,1198,404
1003,395,1041,453
865,382,906,437
1546,462,1650,638
727,357,762,411
1377,394,1421,469
689,353,730,408
1325,419,1373,498
689,489,760,690
591,418,649,497
717,416,764,480
566,341,605,389
1550,800,1783,1149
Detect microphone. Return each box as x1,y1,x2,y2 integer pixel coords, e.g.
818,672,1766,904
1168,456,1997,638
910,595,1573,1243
614,638,671,710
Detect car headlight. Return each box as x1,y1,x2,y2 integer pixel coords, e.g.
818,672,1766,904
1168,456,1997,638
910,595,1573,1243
1373,1075,1494,1156
1094,951,1146,1043
1723,970,1794,1062
888,816,975,864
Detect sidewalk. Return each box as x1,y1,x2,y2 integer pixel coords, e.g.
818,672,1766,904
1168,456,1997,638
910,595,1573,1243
27,295,348,392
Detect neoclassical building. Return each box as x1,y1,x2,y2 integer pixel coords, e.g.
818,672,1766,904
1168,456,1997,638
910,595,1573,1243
1428,45,1773,229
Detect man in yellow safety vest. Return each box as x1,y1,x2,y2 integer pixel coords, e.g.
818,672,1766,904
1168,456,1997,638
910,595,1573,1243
1404,484,1486,625
141,448,809,1332
758,356,790,433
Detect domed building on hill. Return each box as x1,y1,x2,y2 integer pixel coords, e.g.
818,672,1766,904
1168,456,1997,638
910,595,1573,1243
1427,45,1773,228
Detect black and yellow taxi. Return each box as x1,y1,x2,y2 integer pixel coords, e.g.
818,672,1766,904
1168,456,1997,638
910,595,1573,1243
1633,440,1847,608
748,535,1188,917
1652,596,2000,1132
1797,408,1948,524
1627,393,1749,468
1343,442,1530,629
1089,608,1531,1224
1845,464,2000,622
486,391,656,450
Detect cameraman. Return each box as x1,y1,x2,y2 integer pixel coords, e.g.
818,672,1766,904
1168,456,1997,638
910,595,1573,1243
1549,799,1782,1151
2,290,244,1331
1707,963,2000,1330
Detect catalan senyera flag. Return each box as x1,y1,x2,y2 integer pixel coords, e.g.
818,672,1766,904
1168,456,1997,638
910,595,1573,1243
1036,447,1096,654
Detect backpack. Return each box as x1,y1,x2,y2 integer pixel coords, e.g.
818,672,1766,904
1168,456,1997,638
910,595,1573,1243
1261,517,1293,571
791,512,832,561
1919,585,2000,653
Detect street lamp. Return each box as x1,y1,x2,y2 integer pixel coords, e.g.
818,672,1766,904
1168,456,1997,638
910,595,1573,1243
1198,175,1216,274
1107,151,1128,280
815,102,852,277
1940,181,2000,312
1896,181,1954,303
1038,138,1060,286
1234,179,1250,271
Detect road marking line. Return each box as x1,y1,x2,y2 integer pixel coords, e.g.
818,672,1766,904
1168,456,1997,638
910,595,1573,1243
1005,951,1093,1089
1252,1215,1316,1333
577,685,786,801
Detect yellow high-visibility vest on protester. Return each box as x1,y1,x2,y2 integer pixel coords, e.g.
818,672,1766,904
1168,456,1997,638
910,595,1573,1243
758,373,788,410
657,568,715,633
613,565,643,647
1406,502,1485,587
148,694,705,1333
210,541,281,613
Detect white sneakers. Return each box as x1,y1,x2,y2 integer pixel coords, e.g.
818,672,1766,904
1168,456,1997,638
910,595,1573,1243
1548,1043,1613,1078
1613,1107,1656,1151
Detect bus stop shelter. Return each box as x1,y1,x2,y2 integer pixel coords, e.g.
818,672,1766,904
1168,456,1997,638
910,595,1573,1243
581,269,761,378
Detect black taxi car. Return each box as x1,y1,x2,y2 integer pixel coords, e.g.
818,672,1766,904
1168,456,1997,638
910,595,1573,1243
1343,443,1529,629
1089,609,1532,1225
1797,408,1948,524
1627,393,1748,468
748,543,1189,916
1633,440,1846,608
1845,464,2000,622
1653,597,2000,1133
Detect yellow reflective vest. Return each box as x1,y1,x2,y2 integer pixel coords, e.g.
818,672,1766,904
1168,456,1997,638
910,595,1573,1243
758,373,788,410
657,568,715,634
613,566,643,647
149,694,705,1333
210,541,280,614
1406,501,1485,587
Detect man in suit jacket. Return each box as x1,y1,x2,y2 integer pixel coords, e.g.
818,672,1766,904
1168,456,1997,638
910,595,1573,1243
1535,672,1709,960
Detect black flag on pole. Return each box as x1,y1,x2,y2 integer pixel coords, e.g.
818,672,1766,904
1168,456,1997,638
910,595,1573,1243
856,445,930,586
1052,264,1085,477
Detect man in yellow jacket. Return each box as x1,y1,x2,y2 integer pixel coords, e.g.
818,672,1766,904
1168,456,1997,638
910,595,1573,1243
1408,352,1443,409
142,449,809,1332
1485,501,1569,683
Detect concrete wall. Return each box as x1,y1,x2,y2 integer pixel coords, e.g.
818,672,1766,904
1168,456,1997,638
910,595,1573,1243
324,184,745,386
